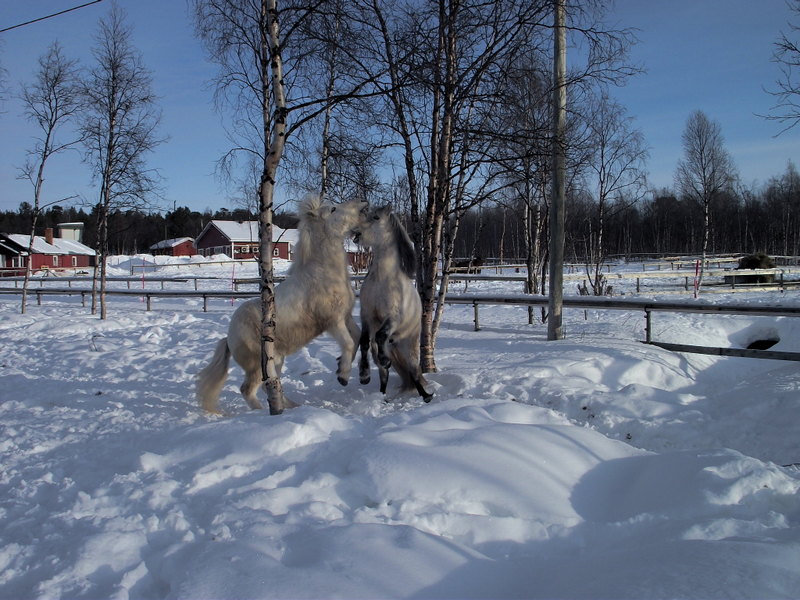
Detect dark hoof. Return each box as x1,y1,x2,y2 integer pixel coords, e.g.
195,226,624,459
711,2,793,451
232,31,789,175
422,393,433,403
337,376,348,386
360,374,371,385
269,406,284,416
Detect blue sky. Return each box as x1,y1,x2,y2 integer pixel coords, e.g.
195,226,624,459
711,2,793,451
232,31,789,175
608,0,799,191
0,0,798,216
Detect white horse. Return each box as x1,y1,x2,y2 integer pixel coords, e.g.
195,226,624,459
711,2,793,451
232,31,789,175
356,205,432,402
197,195,366,415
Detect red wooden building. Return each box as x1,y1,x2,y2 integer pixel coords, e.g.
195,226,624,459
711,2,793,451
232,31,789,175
149,237,196,256
0,228,96,275
195,220,297,260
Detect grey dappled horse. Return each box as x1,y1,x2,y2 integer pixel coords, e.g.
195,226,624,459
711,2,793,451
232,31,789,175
196,195,367,415
356,205,432,402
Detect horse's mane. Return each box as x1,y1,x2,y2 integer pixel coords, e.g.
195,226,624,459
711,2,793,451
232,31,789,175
291,194,325,270
389,212,417,279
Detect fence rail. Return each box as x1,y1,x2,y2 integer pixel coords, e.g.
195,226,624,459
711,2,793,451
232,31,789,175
2,286,799,361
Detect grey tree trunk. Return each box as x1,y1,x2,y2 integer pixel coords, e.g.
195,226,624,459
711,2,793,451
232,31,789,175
548,0,566,341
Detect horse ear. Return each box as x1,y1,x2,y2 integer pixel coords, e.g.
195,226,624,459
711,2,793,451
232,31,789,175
299,193,322,218
380,205,392,217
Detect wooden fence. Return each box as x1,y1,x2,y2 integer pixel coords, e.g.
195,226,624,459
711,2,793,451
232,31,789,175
2,285,799,362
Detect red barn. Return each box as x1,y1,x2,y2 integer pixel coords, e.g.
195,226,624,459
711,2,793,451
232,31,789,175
149,237,196,256
0,228,96,275
195,220,297,260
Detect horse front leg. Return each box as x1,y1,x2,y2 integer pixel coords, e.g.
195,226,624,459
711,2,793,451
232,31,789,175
374,319,393,370
359,322,371,385
374,320,393,396
346,313,360,361
370,338,390,396
328,318,357,386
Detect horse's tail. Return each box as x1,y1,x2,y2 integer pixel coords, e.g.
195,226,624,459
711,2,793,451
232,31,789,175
196,337,231,414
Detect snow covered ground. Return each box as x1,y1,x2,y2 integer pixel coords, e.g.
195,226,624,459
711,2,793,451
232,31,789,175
1,256,799,599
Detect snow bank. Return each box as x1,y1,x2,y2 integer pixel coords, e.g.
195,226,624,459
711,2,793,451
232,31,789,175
1,266,799,599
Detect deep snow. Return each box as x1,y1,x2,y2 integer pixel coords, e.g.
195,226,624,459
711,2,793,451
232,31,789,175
1,256,799,599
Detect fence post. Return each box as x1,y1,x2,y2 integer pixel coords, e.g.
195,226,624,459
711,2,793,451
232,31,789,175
473,302,480,331
644,308,652,343
203,295,209,312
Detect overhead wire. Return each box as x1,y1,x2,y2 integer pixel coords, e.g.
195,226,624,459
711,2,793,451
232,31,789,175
0,0,106,34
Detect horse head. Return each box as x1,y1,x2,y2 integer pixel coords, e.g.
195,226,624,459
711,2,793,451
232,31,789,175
326,198,369,239
297,195,367,247
356,205,416,278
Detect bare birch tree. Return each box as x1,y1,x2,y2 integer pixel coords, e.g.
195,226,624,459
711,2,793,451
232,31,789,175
675,110,736,290
580,91,647,295
361,0,553,371
80,5,162,319
193,0,379,411
192,0,292,412
18,41,83,313
0,51,7,113
765,0,800,133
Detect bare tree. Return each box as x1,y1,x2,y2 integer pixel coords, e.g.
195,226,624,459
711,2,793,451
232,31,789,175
579,91,647,295
765,0,800,133
549,0,567,340
362,0,554,371
17,41,83,313
674,110,736,290
80,5,163,319
487,55,552,323
193,0,294,412
0,49,7,113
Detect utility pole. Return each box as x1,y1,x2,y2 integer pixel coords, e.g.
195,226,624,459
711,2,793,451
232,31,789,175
548,0,566,341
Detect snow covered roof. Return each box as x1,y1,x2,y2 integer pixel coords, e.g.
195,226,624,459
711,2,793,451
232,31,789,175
6,233,96,256
149,237,195,250
202,220,298,245
344,238,365,253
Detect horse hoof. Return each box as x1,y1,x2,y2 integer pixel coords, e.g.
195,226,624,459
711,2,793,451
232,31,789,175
360,375,371,385
338,376,348,386
269,406,284,416
422,394,433,403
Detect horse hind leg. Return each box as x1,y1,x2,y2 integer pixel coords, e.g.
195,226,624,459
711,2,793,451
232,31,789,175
391,343,433,403
359,323,371,385
263,355,297,415
240,368,265,411
328,317,358,386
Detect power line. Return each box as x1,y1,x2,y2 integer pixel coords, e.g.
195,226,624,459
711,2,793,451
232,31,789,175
0,0,106,34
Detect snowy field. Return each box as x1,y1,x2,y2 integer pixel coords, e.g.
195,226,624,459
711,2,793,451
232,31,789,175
1,255,799,599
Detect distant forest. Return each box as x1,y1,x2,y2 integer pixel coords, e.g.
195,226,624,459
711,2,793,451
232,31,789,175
0,204,299,256
2,161,797,263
